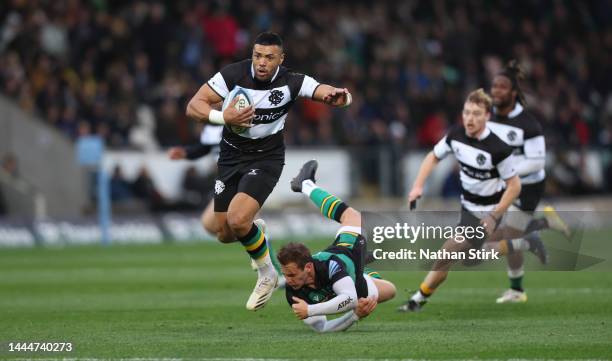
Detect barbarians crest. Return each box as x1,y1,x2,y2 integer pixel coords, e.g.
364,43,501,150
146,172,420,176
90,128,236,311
214,180,225,195
476,153,486,166
507,130,517,142
268,89,284,106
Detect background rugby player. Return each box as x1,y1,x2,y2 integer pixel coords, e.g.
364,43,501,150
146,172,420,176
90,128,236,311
398,89,522,312
167,124,223,236
486,61,571,303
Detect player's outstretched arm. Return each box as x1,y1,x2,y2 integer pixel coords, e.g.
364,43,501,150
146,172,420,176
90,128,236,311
408,151,440,205
491,175,522,229
168,144,213,161
481,151,522,235
301,296,377,333
302,312,359,333
300,276,357,318
312,85,352,107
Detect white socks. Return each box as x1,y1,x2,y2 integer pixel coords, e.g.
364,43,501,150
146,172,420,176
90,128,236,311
411,290,427,303
507,267,525,279
301,179,318,197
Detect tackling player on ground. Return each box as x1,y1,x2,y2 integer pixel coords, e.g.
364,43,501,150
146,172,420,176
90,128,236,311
278,160,396,332
186,32,353,311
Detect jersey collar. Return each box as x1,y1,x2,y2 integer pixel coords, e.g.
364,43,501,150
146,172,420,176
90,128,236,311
251,63,280,83
477,126,491,140
507,102,524,119
494,102,524,119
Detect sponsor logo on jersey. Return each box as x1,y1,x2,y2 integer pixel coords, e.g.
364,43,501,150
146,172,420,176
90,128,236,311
253,108,290,124
461,165,493,180
337,297,354,310
329,260,340,278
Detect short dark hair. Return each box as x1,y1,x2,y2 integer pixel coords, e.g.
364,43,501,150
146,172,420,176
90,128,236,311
277,242,312,269
254,32,283,49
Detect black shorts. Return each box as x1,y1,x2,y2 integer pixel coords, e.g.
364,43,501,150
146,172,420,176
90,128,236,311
458,208,488,248
514,180,545,213
213,158,284,212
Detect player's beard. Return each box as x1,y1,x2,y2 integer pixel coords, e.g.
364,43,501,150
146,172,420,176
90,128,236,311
494,96,513,110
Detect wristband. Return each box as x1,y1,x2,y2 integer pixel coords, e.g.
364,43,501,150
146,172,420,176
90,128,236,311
208,109,225,125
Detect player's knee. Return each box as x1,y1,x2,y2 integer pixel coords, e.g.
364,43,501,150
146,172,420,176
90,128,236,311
340,207,361,227
226,210,252,234
377,280,397,303
386,282,397,300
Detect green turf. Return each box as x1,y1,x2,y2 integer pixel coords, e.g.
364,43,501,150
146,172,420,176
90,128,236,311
1,234,611,360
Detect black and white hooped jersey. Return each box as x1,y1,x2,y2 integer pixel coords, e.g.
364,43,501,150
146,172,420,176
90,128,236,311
487,103,546,184
433,126,516,212
207,59,320,160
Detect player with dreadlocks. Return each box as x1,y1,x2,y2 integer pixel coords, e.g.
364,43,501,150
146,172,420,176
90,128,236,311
485,60,571,303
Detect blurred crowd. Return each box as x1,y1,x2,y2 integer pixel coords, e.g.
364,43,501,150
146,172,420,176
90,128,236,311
1,0,610,151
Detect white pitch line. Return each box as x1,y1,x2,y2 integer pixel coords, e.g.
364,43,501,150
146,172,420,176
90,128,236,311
9,358,612,361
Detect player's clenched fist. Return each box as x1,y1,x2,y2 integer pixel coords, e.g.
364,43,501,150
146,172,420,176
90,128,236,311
223,98,254,127
291,296,309,320
355,296,377,319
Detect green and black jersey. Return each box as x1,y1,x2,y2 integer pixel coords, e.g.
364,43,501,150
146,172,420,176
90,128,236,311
286,230,368,306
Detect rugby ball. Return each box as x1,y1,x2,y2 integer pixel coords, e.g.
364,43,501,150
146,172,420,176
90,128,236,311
222,87,253,135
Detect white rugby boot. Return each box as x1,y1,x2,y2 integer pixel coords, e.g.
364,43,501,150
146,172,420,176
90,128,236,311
496,288,528,304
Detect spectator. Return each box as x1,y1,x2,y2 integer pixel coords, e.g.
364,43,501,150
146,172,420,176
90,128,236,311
109,165,132,202
181,165,215,208
0,1,607,151
131,166,165,211
1,153,19,178
0,1,610,198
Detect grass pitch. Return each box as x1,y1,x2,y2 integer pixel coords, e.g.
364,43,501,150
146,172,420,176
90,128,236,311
1,233,611,360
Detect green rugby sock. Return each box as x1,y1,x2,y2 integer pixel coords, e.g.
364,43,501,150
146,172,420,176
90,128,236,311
510,276,524,292
308,186,348,223
237,223,269,265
